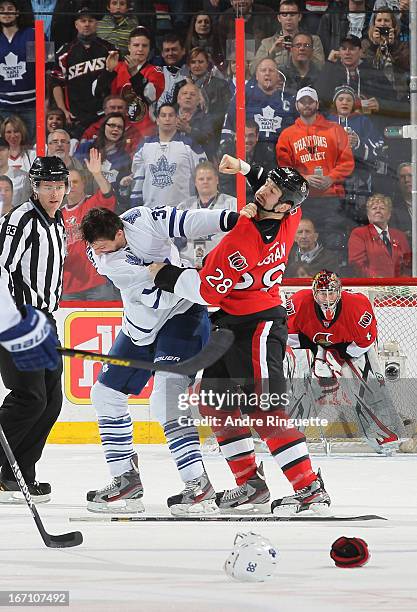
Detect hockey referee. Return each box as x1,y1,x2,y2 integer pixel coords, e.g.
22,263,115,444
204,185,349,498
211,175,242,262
0,156,69,504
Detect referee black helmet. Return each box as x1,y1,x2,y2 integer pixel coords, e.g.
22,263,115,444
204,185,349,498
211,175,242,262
29,156,70,193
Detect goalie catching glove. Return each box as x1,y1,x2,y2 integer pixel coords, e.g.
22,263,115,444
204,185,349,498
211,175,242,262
0,305,59,371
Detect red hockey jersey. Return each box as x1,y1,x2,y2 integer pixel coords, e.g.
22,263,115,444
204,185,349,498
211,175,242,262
287,289,377,357
171,209,301,315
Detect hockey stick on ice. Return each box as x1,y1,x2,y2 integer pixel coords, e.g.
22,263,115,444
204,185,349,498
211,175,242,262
58,328,234,375
0,425,83,548
69,514,387,522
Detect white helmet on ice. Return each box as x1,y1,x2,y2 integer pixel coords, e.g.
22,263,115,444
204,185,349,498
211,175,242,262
224,532,278,582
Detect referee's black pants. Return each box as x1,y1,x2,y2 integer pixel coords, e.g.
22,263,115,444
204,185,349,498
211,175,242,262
0,322,62,484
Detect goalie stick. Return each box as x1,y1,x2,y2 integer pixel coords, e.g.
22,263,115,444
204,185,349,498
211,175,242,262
69,514,387,523
0,425,83,549
58,328,234,375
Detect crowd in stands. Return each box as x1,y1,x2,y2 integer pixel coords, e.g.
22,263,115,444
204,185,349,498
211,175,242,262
0,0,412,300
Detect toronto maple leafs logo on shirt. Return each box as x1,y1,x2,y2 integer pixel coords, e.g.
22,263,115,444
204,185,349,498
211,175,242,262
122,208,142,224
254,105,283,138
0,52,26,85
149,155,177,189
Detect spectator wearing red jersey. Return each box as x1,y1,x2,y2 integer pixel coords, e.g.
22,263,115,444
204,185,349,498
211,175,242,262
276,86,355,252
348,192,411,278
80,95,146,157
62,148,118,301
95,26,165,142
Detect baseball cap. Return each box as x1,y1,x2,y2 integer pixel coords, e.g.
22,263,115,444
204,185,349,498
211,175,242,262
340,35,362,48
296,87,318,102
75,6,97,21
0,137,9,149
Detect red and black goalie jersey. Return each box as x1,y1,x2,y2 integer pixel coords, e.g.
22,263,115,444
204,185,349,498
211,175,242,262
287,289,377,359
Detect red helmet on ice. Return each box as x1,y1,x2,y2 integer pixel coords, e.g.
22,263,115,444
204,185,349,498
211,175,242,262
312,270,342,321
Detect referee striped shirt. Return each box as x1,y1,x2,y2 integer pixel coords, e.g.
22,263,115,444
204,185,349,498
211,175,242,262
0,198,66,313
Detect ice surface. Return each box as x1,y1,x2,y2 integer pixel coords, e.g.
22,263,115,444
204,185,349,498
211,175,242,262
0,445,416,612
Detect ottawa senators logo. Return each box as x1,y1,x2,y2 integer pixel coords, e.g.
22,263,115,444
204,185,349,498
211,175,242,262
358,311,373,328
312,332,334,346
228,251,248,271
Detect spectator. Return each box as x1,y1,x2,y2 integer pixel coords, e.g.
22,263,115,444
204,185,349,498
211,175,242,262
185,47,231,155
251,0,324,74
46,109,79,155
75,112,131,200
276,86,355,251
0,136,30,207
224,55,250,96
285,218,341,277
1,114,35,172
23,0,82,50
46,128,93,191
361,7,410,101
302,0,330,35
327,84,385,220
219,118,276,195
97,0,138,55
0,0,37,141
217,0,275,59
175,160,237,266
175,81,217,160
0,174,13,215
79,95,145,157
184,12,224,69
51,6,116,139
373,0,410,42
278,32,323,97
317,0,373,61
62,149,119,300
348,192,411,277
96,26,164,138
390,162,412,241
129,102,207,207
153,33,188,108
221,57,296,150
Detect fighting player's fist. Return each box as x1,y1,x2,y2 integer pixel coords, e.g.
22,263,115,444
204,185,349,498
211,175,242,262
219,155,241,175
148,263,167,279
240,203,257,218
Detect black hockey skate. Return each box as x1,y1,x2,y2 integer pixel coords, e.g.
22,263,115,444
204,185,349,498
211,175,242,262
0,477,51,504
87,454,144,513
271,468,331,517
167,470,218,516
216,462,271,512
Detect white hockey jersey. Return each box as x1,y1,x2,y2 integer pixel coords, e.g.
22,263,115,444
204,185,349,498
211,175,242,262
130,134,207,208
88,205,237,345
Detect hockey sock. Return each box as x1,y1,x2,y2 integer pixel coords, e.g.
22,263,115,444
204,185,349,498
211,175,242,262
201,404,256,485
163,419,204,482
253,410,316,490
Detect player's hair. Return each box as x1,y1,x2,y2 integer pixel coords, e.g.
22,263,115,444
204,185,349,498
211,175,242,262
80,208,124,243
157,103,177,117
366,193,392,213
245,119,259,133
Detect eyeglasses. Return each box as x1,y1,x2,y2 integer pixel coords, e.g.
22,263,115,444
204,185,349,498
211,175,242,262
292,43,313,49
49,139,69,145
105,123,124,130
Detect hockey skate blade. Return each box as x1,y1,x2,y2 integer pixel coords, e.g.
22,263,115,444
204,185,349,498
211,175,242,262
271,501,332,518
169,499,219,517
0,491,51,504
87,498,145,514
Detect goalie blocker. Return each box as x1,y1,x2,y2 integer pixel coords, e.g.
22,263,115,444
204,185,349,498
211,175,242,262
285,270,405,453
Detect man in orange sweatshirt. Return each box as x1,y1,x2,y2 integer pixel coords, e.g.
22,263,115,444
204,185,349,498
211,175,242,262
276,86,354,254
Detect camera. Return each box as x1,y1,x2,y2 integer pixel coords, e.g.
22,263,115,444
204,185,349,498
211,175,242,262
378,26,390,38
385,362,400,381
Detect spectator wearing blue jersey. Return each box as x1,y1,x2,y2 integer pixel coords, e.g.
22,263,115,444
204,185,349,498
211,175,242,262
0,0,36,141
221,57,296,150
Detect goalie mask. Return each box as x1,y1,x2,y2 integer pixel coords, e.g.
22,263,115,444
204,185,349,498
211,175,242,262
255,167,309,214
312,270,342,321
224,532,278,582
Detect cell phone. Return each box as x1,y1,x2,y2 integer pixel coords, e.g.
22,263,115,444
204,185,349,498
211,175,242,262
284,35,292,49
378,27,390,37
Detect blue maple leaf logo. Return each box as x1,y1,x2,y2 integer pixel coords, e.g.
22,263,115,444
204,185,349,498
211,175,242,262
149,155,177,189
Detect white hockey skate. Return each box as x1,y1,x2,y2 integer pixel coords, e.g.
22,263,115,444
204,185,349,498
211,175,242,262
167,470,218,516
86,454,144,513
271,469,331,517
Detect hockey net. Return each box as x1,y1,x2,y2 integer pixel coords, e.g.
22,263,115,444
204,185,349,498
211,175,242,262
202,280,417,456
